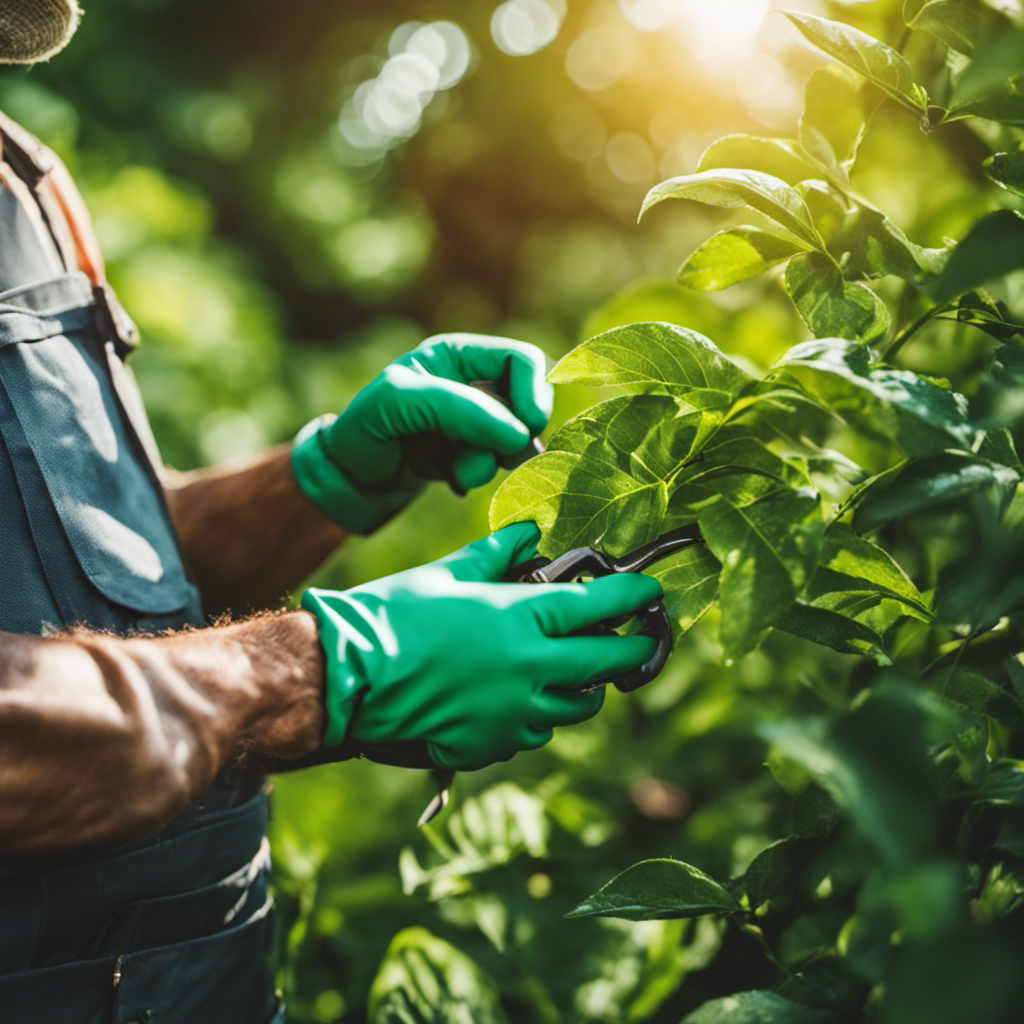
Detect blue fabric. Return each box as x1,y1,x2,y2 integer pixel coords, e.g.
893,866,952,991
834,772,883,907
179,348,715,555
0,120,275,1022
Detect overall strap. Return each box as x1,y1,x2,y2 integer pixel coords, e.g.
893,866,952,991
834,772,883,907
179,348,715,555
0,111,138,358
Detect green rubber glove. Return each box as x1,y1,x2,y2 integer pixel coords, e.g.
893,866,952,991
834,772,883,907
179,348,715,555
292,335,552,534
301,522,664,771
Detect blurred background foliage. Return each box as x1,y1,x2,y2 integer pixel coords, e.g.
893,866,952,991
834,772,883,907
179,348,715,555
0,0,1008,1019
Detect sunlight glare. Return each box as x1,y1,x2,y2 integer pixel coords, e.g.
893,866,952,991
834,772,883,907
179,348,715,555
678,0,771,78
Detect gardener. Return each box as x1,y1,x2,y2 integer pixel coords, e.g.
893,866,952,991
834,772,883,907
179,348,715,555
0,4,663,1023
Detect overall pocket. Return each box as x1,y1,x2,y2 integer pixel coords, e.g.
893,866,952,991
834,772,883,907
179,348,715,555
0,274,198,625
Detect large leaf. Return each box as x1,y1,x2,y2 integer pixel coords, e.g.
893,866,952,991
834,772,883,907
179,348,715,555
697,482,823,659
780,12,930,114
566,858,741,921
648,543,722,637
784,252,891,343
925,667,1023,721
641,168,823,249
490,396,705,555
696,134,828,186
852,452,1019,528
368,927,508,1024
683,991,837,1024
549,322,754,407
680,228,808,292
800,66,865,167
931,209,1024,303
777,339,979,455
985,148,1024,196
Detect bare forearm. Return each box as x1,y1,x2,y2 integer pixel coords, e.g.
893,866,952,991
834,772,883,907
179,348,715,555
165,446,349,617
0,612,325,856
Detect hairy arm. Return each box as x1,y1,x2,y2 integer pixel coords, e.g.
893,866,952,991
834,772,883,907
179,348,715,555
0,612,325,856
164,446,349,618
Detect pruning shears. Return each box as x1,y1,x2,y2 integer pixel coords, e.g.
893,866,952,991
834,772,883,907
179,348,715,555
401,523,706,824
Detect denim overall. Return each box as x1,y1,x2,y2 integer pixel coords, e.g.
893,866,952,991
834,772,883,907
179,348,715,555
0,114,282,1023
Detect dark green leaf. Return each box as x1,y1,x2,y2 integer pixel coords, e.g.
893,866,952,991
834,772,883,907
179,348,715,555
777,956,866,1012
852,453,1019,528
760,683,946,868
549,322,754,406
566,858,741,921
640,168,823,249
931,209,1024,304
368,927,508,1024
778,339,979,454
780,12,930,113
973,760,1024,804
680,228,808,292
985,148,1024,196
926,666,1023,720
775,599,897,663
800,66,865,167
793,785,843,838
784,252,891,343
743,837,826,907
682,990,836,1024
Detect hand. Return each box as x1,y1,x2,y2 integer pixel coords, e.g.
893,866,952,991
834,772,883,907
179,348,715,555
291,335,553,534
301,522,664,771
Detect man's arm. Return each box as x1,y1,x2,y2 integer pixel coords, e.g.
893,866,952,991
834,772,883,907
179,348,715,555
0,612,325,856
164,446,349,618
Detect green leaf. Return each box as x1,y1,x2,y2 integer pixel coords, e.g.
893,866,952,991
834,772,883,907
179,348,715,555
820,523,930,612
549,322,754,406
778,956,866,1013
682,990,836,1024
904,0,990,53
743,837,827,908
951,28,1024,106
800,66,865,167
780,11,930,114
852,453,1019,528
973,760,1024,804
760,684,946,868
648,543,722,637
566,858,741,921
793,785,843,838
931,210,1024,304
949,84,1024,125
925,667,1023,721
775,599,896,663
829,205,949,285
491,396,707,555
368,927,508,1024
985,148,1024,196
696,134,829,186
680,228,808,292
784,252,891,343
935,526,1024,628
777,338,979,455
697,483,823,659
641,168,823,249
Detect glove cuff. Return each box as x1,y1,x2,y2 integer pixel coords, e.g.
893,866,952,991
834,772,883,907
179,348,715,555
302,587,370,748
291,416,412,535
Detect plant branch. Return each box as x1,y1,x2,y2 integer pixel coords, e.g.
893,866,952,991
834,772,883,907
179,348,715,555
881,300,955,361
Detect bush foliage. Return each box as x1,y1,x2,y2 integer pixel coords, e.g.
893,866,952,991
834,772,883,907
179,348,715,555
9,0,1024,1021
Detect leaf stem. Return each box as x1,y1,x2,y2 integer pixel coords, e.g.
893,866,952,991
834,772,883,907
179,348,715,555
880,300,954,361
